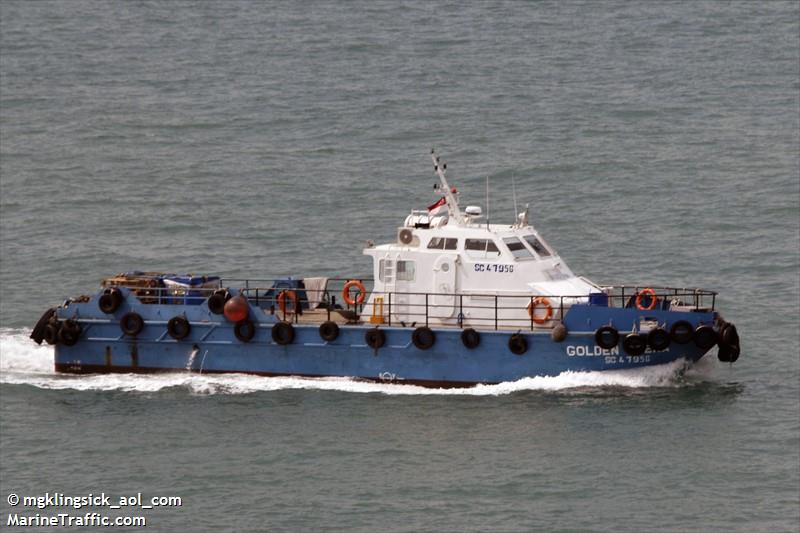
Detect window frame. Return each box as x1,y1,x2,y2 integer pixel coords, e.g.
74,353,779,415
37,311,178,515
522,233,552,258
502,236,534,260
427,237,459,250
464,238,501,259
396,260,415,281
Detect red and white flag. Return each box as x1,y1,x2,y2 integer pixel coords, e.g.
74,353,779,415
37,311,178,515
427,196,447,216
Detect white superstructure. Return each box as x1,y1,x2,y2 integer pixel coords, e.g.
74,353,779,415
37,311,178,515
362,152,602,328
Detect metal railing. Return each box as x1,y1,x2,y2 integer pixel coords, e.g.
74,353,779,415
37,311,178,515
104,276,717,331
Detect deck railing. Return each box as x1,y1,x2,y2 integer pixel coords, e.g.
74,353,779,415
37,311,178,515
105,276,717,331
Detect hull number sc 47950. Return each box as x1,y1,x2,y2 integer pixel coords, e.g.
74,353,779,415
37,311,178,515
474,264,514,273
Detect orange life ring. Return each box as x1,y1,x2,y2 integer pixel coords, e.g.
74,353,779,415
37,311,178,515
342,279,366,306
527,296,553,324
635,288,658,310
277,290,298,315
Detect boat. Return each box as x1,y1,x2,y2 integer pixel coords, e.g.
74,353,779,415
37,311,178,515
30,151,741,387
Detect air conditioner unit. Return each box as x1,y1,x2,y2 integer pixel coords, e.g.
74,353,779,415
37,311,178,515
397,228,418,246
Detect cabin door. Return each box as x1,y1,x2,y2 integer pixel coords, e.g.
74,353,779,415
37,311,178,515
430,254,457,318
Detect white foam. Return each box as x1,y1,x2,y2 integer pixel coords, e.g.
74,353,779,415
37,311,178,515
0,328,716,396
0,328,56,374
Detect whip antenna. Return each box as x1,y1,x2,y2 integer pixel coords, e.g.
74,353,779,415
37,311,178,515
512,173,519,226
485,175,490,230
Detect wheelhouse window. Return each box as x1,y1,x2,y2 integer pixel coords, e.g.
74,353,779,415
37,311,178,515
523,234,551,257
503,237,533,259
465,238,501,258
396,260,415,281
427,237,458,250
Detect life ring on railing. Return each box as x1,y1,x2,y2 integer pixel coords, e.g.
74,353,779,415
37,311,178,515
635,288,658,310
526,297,553,324
277,290,298,316
342,280,366,306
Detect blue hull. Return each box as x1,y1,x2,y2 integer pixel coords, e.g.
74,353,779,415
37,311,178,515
51,290,718,387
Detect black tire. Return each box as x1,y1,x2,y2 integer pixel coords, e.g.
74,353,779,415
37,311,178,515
272,321,295,345
718,342,740,363
718,343,732,362
30,308,56,344
551,323,568,342
319,321,339,342
721,322,741,363
43,322,60,345
694,325,718,350
365,328,385,350
167,316,191,340
98,288,123,314
207,289,230,315
647,327,671,351
234,319,256,343
729,344,740,362
461,328,480,349
622,333,646,356
595,326,619,350
670,320,694,344
721,323,740,348
508,333,528,355
412,326,435,350
120,312,145,336
58,319,82,346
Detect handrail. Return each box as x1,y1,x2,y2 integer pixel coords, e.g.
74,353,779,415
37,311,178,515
100,277,718,331
101,275,716,298
102,282,717,304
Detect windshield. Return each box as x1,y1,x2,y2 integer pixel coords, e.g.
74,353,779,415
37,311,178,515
503,237,533,259
523,234,552,257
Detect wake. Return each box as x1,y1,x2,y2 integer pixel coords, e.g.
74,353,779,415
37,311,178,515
0,328,717,396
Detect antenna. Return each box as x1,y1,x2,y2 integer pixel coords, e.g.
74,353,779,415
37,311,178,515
430,149,464,225
485,175,490,230
512,173,519,226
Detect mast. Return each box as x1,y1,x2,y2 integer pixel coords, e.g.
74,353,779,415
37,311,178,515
430,150,465,225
